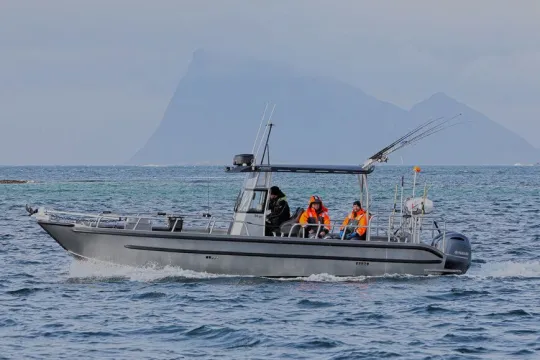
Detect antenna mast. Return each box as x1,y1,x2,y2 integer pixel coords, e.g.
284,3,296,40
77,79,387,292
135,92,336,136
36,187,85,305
252,102,269,154
203,171,211,218
260,122,274,165
255,104,276,164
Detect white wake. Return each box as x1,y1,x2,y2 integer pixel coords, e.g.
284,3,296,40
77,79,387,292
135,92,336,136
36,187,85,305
469,260,540,278
68,259,239,282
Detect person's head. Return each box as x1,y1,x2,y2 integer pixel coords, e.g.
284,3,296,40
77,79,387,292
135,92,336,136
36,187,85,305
352,200,362,212
309,195,323,210
270,186,282,200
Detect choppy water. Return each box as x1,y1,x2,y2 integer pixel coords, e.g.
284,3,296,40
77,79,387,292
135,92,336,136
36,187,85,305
1,165,539,359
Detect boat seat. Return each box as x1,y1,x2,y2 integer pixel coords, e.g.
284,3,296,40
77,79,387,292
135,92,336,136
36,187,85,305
279,207,305,237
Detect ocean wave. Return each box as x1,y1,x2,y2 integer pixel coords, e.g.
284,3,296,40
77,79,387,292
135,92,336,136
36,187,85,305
271,273,368,282
452,346,490,355
67,259,241,282
271,272,424,283
65,179,108,183
330,350,402,359
470,260,540,278
130,291,168,300
410,304,459,315
3,165,540,360
291,337,345,350
184,325,262,349
297,299,334,308
424,288,490,301
66,261,450,285
483,309,534,318
6,287,47,296
510,349,537,356
0,319,17,327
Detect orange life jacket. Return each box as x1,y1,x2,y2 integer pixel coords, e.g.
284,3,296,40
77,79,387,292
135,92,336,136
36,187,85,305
299,207,331,226
340,209,368,236
299,196,331,227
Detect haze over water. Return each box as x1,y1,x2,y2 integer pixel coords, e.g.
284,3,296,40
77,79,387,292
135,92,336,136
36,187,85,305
1,165,539,359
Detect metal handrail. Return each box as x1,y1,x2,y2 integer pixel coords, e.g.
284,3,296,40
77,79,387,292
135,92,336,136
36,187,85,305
40,208,233,232
284,214,444,243
38,208,446,243
41,208,212,222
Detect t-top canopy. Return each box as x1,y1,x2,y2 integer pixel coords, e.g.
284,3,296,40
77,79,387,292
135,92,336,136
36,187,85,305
225,164,374,175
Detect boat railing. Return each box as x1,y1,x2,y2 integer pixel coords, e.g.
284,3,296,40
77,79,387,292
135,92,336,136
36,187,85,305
281,212,445,244
383,212,446,244
38,208,235,233
38,208,446,244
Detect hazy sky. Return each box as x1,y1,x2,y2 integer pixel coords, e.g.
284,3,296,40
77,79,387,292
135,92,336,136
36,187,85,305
1,0,539,164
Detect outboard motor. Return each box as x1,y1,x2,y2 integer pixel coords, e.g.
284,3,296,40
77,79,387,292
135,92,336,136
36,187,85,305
431,231,472,274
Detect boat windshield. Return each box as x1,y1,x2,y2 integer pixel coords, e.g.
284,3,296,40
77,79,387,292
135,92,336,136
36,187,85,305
235,190,267,214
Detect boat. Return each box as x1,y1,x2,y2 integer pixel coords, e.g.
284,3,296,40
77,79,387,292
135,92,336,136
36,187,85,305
28,113,471,277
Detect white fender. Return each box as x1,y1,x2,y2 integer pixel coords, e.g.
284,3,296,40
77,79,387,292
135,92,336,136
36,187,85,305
404,197,434,215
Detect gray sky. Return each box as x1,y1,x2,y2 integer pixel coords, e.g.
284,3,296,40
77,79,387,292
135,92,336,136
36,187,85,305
1,0,539,164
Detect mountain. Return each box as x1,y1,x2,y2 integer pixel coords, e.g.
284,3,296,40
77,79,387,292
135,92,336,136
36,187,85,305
129,50,539,165
404,92,539,165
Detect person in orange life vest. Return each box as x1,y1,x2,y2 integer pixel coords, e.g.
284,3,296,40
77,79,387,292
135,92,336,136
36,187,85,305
299,195,331,238
339,200,368,240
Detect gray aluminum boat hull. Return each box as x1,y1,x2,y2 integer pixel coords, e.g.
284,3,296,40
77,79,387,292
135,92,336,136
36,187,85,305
39,221,456,277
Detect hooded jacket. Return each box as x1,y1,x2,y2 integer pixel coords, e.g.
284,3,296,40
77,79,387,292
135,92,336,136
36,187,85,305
299,196,331,229
266,188,290,228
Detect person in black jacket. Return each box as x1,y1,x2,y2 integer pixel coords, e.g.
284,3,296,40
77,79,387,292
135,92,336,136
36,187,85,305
265,186,291,236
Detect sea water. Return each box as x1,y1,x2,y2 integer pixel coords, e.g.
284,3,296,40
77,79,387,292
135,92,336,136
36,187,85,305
0,165,539,359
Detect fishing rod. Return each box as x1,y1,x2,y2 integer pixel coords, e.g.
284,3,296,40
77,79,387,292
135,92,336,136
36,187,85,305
391,114,465,153
362,113,464,169
366,116,445,162
402,119,470,150
389,115,461,154
363,117,446,168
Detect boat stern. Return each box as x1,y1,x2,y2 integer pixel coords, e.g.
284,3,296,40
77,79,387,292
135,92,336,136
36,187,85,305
432,231,472,274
